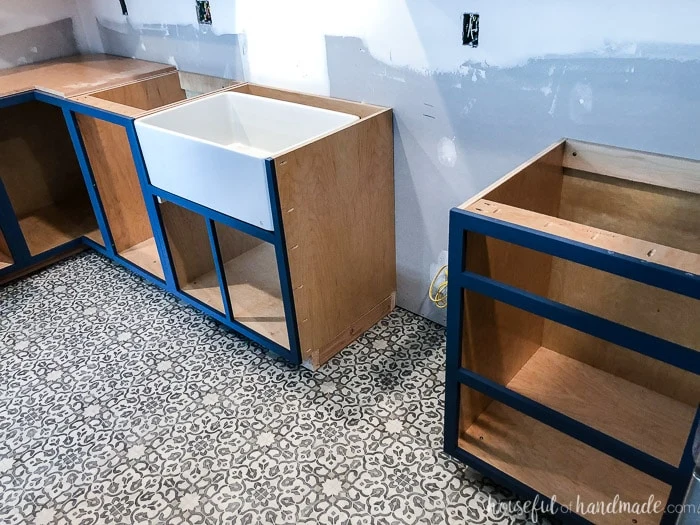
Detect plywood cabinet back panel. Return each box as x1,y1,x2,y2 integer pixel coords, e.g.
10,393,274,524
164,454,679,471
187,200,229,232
89,72,186,111
0,102,83,217
559,170,700,254
160,201,216,284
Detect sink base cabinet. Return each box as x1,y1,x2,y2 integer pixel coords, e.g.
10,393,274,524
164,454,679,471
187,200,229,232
444,139,700,525
229,84,396,367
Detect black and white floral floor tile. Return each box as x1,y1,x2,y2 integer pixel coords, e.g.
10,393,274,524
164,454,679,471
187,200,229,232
0,252,547,525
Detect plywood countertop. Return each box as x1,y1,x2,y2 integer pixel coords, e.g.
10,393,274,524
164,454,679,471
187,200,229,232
0,54,175,99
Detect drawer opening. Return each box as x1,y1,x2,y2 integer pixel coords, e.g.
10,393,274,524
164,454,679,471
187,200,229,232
461,288,697,468
214,221,289,349
159,199,225,314
462,140,700,258
0,227,13,269
458,386,672,525
0,101,102,256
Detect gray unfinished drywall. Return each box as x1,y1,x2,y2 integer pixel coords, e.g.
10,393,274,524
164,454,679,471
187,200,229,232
75,1,700,324
326,36,700,323
0,0,94,69
94,18,245,79
0,18,78,69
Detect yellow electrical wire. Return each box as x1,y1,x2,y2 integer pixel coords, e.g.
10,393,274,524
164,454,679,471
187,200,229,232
429,264,448,309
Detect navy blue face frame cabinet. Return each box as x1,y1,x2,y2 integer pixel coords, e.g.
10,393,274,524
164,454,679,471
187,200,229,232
444,139,699,525
0,56,397,368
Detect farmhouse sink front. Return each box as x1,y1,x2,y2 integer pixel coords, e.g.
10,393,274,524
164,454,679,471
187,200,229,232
135,91,359,230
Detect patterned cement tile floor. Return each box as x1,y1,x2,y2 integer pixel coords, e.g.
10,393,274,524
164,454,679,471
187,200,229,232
0,252,547,525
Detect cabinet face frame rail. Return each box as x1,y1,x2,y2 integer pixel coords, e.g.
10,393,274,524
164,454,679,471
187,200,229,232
443,140,700,525
0,88,302,364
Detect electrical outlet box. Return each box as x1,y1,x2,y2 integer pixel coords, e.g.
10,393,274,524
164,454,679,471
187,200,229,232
462,13,479,47
196,1,212,24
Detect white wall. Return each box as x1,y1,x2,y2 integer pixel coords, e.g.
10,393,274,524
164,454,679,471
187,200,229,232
81,0,700,93
76,1,700,324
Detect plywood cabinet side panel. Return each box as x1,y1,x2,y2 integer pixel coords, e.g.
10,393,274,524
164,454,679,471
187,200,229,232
275,110,396,363
0,102,82,217
459,149,565,432
482,143,566,214
459,140,566,209
88,72,186,111
542,322,700,406
559,170,700,254
76,115,152,252
460,237,552,431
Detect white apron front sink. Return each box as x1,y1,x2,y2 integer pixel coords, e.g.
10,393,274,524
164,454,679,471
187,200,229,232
134,91,359,230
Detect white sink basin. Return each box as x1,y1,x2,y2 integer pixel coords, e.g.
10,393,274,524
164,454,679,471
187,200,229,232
135,91,359,230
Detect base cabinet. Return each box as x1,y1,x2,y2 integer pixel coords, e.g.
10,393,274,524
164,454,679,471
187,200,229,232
444,139,699,525
0,57,396,367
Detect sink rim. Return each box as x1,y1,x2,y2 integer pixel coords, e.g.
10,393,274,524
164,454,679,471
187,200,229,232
135,91,360,160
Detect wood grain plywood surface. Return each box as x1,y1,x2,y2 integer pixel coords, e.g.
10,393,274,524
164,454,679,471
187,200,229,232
76,115,155,252
274,108,396,365
507,347,696,466
0,54,174,99
460,401,669,525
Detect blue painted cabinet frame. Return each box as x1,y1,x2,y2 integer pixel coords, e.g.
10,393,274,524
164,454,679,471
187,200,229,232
444,206,700,525
0,90,302,364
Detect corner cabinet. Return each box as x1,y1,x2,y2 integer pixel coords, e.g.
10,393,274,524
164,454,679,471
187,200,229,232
0,56,396,368
443,138,699,525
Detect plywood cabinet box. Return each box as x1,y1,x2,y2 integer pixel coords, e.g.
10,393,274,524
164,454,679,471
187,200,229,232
444,139,699,525
0,56,396,367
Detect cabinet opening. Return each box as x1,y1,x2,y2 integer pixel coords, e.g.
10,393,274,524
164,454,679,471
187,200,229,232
460,289,698,467
159,200,224,314
214,222,289,349
458,387,671,525
73,71,239,281
82,70,238,114
75,115,164,279
0,227,13,269
0,101,102,256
